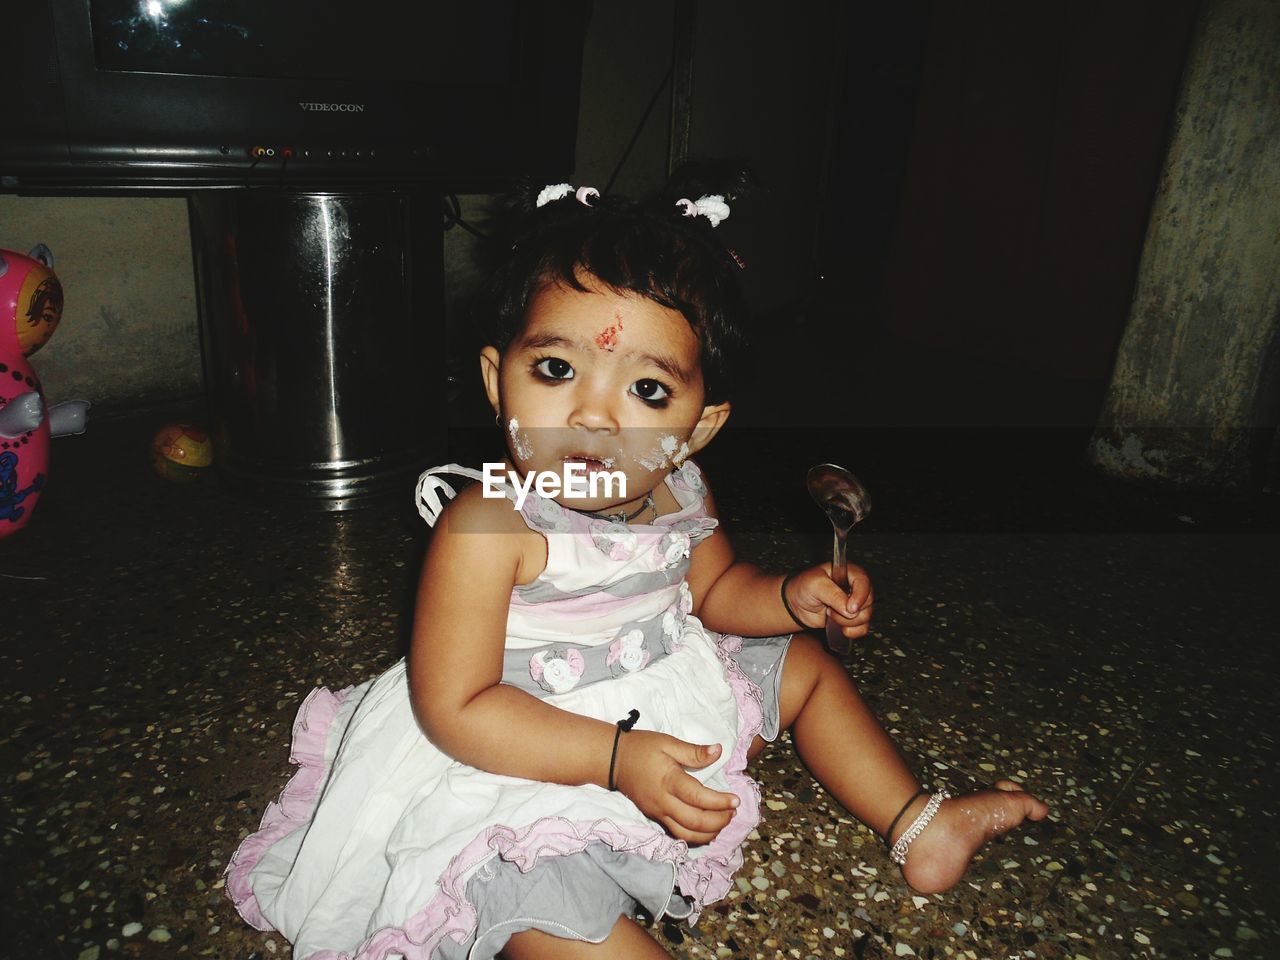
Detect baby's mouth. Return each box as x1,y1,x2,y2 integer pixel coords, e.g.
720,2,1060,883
563,455,616,474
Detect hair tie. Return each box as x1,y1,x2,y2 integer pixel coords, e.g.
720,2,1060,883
674,194,730,228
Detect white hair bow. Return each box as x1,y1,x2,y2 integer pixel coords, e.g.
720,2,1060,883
536,183,600,208
675,194,731,228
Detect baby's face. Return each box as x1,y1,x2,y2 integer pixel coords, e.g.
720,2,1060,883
481,277,724,515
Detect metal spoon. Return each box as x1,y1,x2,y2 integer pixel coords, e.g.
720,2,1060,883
806,463,872,656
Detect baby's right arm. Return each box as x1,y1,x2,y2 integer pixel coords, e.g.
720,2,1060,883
406,486,737,845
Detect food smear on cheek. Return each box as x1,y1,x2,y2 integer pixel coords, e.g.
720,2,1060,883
636,448,667,471
661,434,689,465
635,434,688,471
507,417,534,460
594,317,623,352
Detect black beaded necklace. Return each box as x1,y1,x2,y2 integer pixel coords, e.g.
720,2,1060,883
570,493,657,525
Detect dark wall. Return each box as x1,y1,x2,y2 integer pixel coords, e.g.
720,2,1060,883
879,0,1200,383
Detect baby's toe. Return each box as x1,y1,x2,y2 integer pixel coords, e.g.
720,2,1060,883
993,780,1050,820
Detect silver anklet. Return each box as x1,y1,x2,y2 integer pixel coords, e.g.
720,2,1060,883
889,789,951,866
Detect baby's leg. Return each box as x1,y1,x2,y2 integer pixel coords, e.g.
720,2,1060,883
752,633,1049,894
502,915,669,959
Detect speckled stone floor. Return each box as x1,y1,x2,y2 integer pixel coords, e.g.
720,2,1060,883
4,408,1278,960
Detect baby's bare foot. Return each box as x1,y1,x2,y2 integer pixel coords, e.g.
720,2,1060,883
897,780,1049,894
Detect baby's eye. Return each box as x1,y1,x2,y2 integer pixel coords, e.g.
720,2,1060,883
629,379,671,404
534,357,574,380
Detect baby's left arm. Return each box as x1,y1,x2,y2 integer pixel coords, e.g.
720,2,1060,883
688,485,873,641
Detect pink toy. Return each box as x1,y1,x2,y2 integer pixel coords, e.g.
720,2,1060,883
0,244,86,536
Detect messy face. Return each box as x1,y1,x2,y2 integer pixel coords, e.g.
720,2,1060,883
481,277,728,515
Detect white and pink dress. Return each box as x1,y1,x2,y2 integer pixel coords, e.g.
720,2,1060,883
225,461,792,959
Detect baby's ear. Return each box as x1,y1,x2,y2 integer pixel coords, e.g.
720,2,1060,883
479,346,502,414
688,402,731,455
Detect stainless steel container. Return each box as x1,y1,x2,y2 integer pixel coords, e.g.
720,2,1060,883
189,191,443,508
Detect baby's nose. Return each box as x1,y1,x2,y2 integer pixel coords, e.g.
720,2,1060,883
568,392,620,433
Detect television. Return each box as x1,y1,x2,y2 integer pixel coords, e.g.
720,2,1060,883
0,0,588,193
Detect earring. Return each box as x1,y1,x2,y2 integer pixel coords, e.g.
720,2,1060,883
495,414,502,428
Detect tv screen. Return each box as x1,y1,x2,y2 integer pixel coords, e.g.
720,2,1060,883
88,2,511,84
0,0,586,192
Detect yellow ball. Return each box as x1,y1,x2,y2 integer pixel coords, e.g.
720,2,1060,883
151,423,213,482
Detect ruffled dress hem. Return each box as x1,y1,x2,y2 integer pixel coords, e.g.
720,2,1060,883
224,684,357,931
225,632,766,960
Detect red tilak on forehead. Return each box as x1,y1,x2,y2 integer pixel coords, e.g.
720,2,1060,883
594,317,623,351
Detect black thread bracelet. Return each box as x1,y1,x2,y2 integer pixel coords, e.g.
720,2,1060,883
884,787,928,848
608,708,640,791
779,572,808,629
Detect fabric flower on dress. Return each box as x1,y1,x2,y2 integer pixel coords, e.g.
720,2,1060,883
590,521,638,561
605,629,651,677
655,529,692,569
529,648,586,694
661,605,686,654
678,581,694,616
673,461,707,496
524,496,572,532
671,515,719,545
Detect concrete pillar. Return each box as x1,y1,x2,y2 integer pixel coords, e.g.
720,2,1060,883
1089,0,1280,488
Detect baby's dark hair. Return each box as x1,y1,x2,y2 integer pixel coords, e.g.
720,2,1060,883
477,166,751,404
